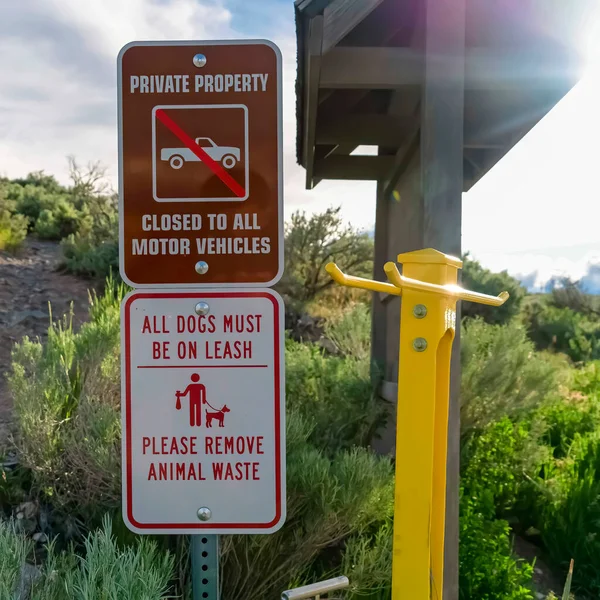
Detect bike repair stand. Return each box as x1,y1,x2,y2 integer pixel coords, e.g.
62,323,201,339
191,533,219,600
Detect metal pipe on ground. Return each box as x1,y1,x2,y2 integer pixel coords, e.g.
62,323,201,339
281,576,349,600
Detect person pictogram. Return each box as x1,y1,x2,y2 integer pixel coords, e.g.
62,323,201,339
176,374,206,427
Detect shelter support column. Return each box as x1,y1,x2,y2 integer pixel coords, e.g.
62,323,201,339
372,0,465,596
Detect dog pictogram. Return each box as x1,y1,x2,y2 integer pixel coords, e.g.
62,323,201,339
206,405,230,428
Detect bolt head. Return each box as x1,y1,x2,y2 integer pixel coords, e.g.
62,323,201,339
193,53,207,68
197,507,212,521
413,337,428,352
195,301,210,316
413,304,428,319
195,261,209,275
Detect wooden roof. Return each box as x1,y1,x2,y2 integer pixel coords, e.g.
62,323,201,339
295,0,592,192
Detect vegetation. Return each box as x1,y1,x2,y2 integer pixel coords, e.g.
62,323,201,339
3,191,600,598
0,160,118,275
0,515,174,599
277,207,373,312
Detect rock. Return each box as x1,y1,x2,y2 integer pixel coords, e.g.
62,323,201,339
15,501,38,520
32,532,48,544
14,563,42,600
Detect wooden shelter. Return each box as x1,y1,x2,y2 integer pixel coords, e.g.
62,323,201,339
294,0,592,596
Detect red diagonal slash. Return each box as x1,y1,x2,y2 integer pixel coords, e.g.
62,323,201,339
155,109,246,198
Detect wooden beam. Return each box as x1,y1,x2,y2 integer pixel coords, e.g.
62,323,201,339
320,47,422,89
295,0,333,18
313,155,393,180
322,0,386,53
303,16,324,189
316,114,416,146
320,47,575,90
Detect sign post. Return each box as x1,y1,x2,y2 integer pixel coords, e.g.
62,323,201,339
118,40,284,600
325,249,508,599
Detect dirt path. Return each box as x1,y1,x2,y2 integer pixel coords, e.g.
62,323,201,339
0,239,95,446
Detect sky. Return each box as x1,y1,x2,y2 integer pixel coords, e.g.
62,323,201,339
0,0,599,291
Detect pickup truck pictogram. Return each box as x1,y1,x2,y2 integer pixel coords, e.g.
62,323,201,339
161,137,241,170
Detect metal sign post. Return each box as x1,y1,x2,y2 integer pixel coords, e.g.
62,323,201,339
191,535,219,600
326,248,508,599
117,39,285,600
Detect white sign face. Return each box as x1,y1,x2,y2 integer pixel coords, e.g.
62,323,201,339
121,289,285,534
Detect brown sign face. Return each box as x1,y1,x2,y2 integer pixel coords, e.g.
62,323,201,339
118,41,282,287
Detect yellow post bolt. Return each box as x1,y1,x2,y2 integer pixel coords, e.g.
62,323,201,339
325,248,508,600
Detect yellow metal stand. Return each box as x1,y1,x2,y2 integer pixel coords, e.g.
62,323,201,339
326,248,508,599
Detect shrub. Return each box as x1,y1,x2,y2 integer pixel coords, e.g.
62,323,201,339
459,419,538,599
0,515,175,599
0,209,28,252
34,200,80,240
8,278,125,521
221,410,394,599
277,207,373,312
461,254,526,325
459,500,534,600
285,338,385,453
61,191,119,279
536,439,600,597
461,318,566,434
522,300,600,363
324,302,372,361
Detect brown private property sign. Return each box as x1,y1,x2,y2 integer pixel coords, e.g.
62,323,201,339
118,40,282,287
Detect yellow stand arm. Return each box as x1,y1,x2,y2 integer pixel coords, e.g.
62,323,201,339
326,249,508,600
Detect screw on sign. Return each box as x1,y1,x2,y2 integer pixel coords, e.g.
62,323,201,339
118,40,283,288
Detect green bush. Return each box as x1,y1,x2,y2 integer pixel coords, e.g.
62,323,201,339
61,191,119,279
34,200,81,240
522,300,600,363
0,209,28,252
277,207,373,312
0,515,175,599
459,500,533,600
535,435,600,597
459,419,538,599
8,278,124,520
324,303,372,361
461,318,566,434
221,411,394,599
285,338,385,453
2,163,118,259
461,254,526,325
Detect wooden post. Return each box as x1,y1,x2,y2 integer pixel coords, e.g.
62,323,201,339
372,0,465,596
421,0,465,597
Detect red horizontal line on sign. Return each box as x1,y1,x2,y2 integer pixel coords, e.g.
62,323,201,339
136,365,268,369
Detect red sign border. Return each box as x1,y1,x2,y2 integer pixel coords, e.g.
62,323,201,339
122,290,284,533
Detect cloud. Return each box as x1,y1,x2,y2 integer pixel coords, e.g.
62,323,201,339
0,0,235,183
0,0,376,227
471,243,600,292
